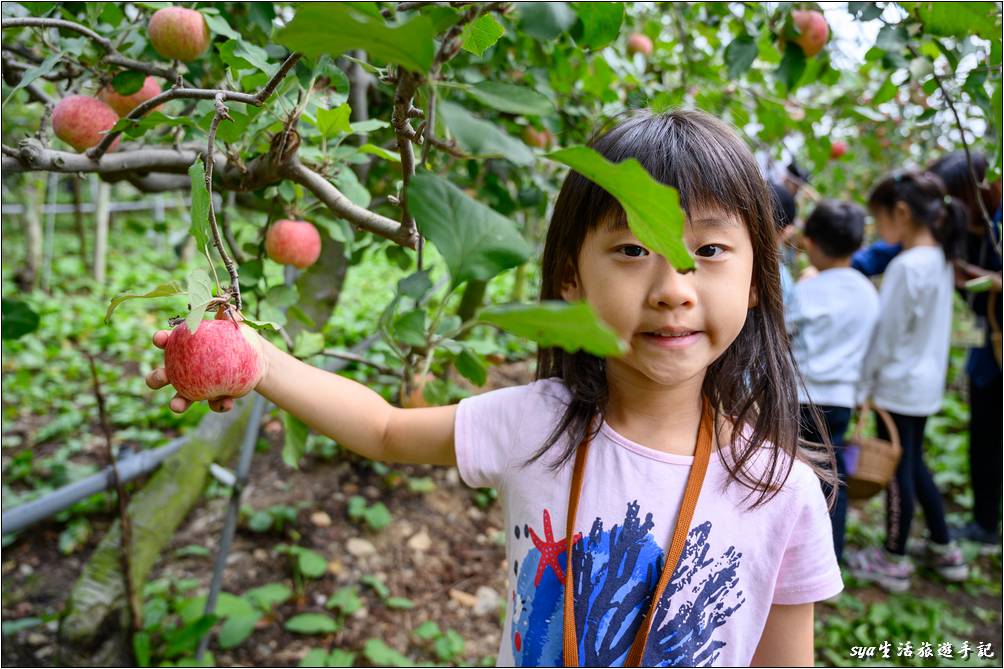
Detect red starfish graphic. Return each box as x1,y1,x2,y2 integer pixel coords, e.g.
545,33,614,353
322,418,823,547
527,509,581,587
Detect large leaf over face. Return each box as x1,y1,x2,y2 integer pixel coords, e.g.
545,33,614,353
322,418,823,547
408,172,531,287
479,302,627,357
913,2,1001,41
546,146,692,270
276,4,436,73
438,101,534,165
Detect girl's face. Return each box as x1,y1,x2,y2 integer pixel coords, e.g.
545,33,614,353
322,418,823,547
871,202,910,245
561,208,756,392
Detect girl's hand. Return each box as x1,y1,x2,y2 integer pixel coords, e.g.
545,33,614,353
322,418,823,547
145,327,267,414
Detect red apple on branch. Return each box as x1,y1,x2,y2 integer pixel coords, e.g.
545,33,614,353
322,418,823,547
148,7,211,62
266,219,323,269
830,141,847,159
164,319,263,401
521,126,553,149
98,76,163,117
51,95,121,152
791,10,829,57
627,32,654,57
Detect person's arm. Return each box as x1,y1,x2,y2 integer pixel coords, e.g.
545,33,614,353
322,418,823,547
851,241,901,277
146,330,457,467
750,603,815,667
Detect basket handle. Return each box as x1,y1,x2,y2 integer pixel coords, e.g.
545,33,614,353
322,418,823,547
854,400,901,450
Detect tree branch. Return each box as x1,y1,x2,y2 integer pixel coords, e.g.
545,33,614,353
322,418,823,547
2,17,179,80
205,94,242,310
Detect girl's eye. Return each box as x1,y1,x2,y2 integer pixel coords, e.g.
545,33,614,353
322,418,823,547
695,244,725,258
618,244,649,258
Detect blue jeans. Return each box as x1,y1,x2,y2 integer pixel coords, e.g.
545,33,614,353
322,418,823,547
800,404,851,563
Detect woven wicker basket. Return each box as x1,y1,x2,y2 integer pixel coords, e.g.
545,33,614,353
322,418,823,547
844,404,902,500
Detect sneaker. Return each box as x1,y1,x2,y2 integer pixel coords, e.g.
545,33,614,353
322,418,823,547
845,547,914,593
950,522,1001,556
920,541,969,582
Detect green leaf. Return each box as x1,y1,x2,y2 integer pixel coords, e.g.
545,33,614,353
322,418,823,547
392,309,427,348
326,649,357,667
571,2,623,50
241,317,282,333
408,172,531,287
245,583,293,611
516,2,576,40
165,615,218,658
217,613,260,649
277,4,436,73
461,14,505,56
266,284,299,307
325,586,363,615
58,517,91,555
133,631,152,667
184,269,214,334
282,412,310,468
316,103,353,138
724,34,758,79
412,620,441,641
847,2,883,20
285,613,340,635
363,639,415,667
3,53,59,104
361,575,391,599
104,281,184,323
992,82,1002,138
295,547,328,579
546,145,691,270
358,143,401,162
111,111,197,140
364,502,392,531
1,299,39,340
385,596,415,610
217,39,276,76
465,80,553,116
479,301,627,357
454,349,487,386
872,76,898,105
350,119,391,134
397,270,433,300
776,42,807,91
333,168,371,208
293,331,326,358
111,70,146,95
913,2,1001,40
434,629,465,662
438,100,534,164
347,495,367,521
188,160,210,253
299,649,329,668
202,12,241,40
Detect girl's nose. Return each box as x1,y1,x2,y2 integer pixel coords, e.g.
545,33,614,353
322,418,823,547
647,261,697,309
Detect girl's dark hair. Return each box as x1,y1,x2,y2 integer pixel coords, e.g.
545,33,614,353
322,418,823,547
926,150,996,230
867,170,968,261
531,109,835,509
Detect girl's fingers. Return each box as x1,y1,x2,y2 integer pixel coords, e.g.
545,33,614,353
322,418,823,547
146,367,169,390
153,330,171,349
208,397,234,413
169,395,191,413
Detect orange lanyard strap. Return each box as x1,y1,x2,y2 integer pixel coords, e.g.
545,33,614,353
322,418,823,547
562,400,714,667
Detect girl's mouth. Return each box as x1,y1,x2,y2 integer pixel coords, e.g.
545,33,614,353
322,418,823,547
640,330,702,348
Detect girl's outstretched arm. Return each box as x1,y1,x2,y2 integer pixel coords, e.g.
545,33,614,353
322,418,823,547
750,603,815,667
147,331,457,467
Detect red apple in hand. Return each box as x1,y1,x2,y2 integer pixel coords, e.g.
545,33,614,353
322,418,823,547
98,76,163,117
627,32,653,57
165,319,264,402
148,7,211,61
51,95,121,152
266,219,322,269
830,141,847,159
792,10,829,57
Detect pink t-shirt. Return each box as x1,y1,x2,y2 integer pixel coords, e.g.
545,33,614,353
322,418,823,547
455,379,842,667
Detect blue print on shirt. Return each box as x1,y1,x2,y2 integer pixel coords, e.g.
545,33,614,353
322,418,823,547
510,502,745,667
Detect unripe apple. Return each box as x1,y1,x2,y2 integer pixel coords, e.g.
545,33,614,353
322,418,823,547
98,76,163,117
830,141,847,159
627,32,653,57
791,10,828,57
51,95,121,152
521,126,553,149
265,219,322,269
164,319,264,401
148,7,211,62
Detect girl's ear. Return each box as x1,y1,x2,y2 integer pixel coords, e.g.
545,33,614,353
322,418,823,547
893,200,911,226
560,262,582,301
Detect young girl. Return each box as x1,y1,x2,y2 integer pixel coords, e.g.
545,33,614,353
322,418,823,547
848,171,969,592
147,110,842,667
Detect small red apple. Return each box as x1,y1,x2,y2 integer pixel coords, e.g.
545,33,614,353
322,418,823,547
521,126,553,149
830,141,847,159
98,76,163,117
148,7,211,62
627,32,654,57
51,95,121,152
791,10,829,57
164,319,263,402
266,219,322,269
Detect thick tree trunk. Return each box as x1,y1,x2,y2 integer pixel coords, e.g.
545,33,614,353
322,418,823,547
57,398,258,666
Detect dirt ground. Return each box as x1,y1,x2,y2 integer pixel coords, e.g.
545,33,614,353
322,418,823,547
2,362,1001,667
